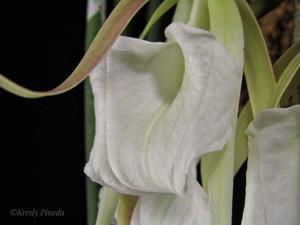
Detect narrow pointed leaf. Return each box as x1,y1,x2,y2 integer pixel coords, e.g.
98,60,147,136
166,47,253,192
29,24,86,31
232,0,278,176
273,42,300,107
234,42,300,174
236,0,276,115
242,105,300,225
273,41,300,79
272,52,300,107
140,0,179,39
0,0,148,98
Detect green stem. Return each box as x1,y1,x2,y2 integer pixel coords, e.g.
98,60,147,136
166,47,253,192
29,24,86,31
117,195,139,225
145,0,163,41
187,0,209,29
172,0,193,23
95,188,119,225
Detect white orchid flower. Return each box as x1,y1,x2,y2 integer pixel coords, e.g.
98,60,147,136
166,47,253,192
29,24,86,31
131,105,300,225
131,174,212,225
84,21,242,224
242,105,300,225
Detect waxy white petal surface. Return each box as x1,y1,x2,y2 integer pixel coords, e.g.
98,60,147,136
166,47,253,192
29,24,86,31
131,175,211,225
242,105,300,225
85,22,241,195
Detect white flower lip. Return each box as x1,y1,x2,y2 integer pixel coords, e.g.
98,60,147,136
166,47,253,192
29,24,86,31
131,175,212,225
242,105,300,225
84,21,242,196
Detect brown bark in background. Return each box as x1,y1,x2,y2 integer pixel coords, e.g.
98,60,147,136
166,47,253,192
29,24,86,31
258,0,300,106
259,0,295,63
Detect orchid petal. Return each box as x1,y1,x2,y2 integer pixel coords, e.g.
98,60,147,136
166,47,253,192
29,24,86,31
131,175,211,225
85,22,242,195
242,105,300,225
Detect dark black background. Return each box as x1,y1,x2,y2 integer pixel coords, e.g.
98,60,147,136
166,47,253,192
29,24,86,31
0,1,246,225
0,1,87,224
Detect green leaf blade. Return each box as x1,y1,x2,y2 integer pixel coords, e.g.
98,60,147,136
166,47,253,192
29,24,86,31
140,0,179,39
234,103,253,174
236,0,276,115
272,52,300,107
0,0,149,98
274,41,300,79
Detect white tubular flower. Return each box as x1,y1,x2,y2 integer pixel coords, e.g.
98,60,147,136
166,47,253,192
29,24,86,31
131,172,212,225
84,21,241,197
242,105,300,225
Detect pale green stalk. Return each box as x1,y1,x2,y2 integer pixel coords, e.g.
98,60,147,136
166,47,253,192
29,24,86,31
95,188,119,225
234,42,300,175
187,0,209,29
201,1,243,225
172,0,193,23
237,0,276,116
234,103,253,174
118,195,138,225
233,0,276,175
234,1,300,174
